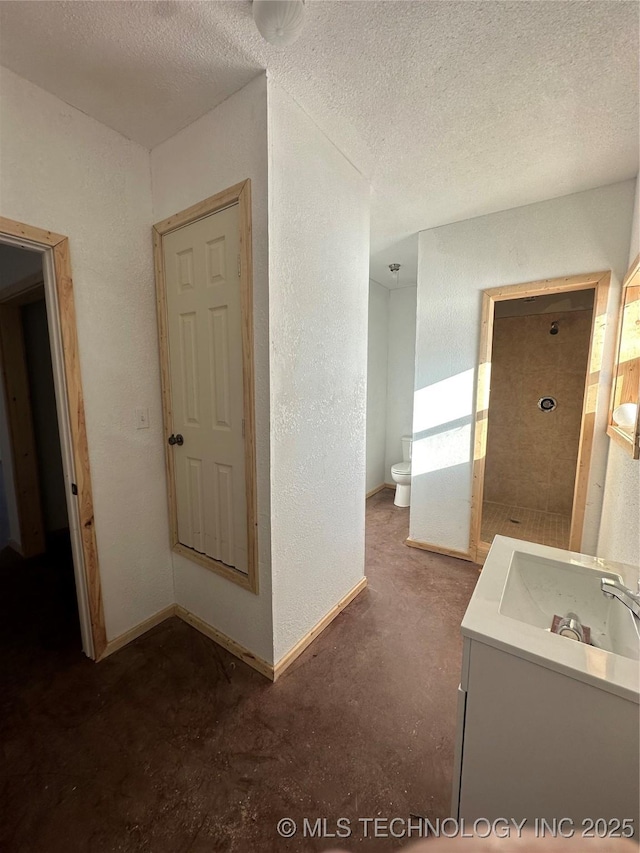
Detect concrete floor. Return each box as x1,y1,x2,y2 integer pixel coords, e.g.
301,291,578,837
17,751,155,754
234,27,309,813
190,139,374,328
0,489,479,852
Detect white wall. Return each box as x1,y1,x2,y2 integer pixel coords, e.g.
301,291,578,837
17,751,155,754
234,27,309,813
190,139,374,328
0,67,174,640
413,181,636,555
384,285,417,477
268,79,370,663
366,280,389,492
150,74,274,663
597,176,640,566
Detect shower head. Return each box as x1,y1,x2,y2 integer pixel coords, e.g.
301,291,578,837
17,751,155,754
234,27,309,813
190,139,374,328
550,321,559,335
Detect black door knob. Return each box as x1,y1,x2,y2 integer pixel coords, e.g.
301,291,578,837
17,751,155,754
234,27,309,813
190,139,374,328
168,434,184,446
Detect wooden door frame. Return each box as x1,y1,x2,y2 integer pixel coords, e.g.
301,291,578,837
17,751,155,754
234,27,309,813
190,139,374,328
606,253,640,459
469,271,611,564
0,279,47,557
0,217,107,659
153,179,259,594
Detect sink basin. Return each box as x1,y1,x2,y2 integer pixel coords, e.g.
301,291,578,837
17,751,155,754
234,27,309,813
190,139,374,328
462,536,639,702
499,551,640,661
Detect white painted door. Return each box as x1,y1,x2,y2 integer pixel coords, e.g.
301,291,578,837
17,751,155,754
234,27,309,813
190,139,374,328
163,203,248,572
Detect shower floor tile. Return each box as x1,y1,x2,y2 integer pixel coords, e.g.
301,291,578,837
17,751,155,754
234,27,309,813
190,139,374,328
481,501,571,549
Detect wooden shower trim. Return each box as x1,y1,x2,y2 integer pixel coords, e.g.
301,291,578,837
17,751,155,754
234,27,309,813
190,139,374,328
152,180,259,594
0,216,107,658
469,271,611,565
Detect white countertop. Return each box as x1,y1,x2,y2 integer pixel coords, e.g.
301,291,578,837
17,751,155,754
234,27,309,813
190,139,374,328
461,536,640,703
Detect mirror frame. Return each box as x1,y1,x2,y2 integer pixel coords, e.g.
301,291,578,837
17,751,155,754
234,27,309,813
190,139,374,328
607,253,640,460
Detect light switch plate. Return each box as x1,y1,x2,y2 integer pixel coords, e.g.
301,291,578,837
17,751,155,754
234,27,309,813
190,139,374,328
135,407,149,429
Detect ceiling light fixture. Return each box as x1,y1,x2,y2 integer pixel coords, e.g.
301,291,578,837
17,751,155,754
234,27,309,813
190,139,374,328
253,0,306,46
389,263,401,286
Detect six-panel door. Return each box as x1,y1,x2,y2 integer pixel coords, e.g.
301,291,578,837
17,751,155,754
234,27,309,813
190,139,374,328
163,203,248,574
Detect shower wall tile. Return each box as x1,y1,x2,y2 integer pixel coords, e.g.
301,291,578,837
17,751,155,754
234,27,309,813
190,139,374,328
547,455,579,515
484,308,592,513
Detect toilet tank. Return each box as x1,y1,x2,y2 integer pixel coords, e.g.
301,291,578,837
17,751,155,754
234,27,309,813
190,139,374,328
402,435,413,462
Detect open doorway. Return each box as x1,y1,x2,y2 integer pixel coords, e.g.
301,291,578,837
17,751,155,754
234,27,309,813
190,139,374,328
0,245,79,652
0,218,106,659
469,271,611,564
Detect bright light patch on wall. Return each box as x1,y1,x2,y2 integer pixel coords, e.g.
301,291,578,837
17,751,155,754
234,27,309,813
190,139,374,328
413,368,475,433
412,369,475,477
412,423,472,477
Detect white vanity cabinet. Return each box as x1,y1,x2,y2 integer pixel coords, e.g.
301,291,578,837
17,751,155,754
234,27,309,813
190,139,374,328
451,536,640,834
452,636,640,829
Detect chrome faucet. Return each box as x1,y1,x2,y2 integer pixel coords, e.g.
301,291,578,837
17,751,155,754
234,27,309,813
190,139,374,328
601,578,640,620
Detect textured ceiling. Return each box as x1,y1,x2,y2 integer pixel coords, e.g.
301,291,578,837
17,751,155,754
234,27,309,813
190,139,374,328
0,1,261,151
1,1,638,287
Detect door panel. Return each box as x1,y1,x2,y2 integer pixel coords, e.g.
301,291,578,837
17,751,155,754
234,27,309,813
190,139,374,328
163,204,247,573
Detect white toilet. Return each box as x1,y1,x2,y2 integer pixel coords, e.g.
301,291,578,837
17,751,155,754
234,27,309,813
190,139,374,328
391,435,412,507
